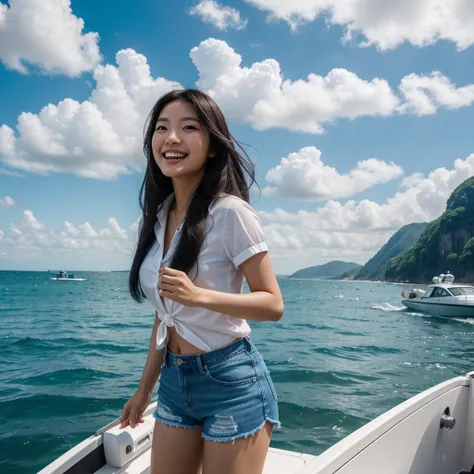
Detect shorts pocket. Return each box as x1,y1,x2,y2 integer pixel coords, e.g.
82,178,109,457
264,369,278,401
204,352,257,386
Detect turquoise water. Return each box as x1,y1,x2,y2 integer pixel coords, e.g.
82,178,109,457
1,271,474,473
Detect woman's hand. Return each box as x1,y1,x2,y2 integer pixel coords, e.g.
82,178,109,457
158,267,204,307
120,388,152,429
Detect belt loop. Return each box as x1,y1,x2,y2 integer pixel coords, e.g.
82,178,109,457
196,354,206,375
244,336,252,352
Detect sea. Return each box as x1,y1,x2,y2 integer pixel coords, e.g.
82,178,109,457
1,270,474,474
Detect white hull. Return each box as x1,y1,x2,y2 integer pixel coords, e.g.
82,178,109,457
39,371,474,474
402,299,474,317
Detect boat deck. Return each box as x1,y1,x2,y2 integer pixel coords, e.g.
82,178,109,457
94,448,319,474
39,372,474,474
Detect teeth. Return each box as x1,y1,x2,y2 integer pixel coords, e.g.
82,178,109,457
164,152,187,159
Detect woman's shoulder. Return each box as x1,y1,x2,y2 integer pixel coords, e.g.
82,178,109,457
210,193,254,214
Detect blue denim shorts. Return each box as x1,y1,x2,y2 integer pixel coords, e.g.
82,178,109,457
153,336,280,442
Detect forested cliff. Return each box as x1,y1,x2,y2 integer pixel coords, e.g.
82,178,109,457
386,177,474,282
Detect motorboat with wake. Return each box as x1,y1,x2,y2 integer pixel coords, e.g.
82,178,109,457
401,273,474,318
49,270,86,281
38,370,474,474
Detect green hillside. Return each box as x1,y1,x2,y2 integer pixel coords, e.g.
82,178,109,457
289,260,361,279
386,176,474,282
355,223,427,281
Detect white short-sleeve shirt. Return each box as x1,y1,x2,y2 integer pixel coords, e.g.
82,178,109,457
139,193,268,352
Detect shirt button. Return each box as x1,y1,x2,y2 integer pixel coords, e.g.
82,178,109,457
252,377,257,383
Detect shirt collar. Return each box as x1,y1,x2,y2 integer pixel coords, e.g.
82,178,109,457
156,193,175,229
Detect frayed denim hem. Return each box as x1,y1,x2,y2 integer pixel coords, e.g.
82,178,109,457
153,410,202,431
201,417,281,444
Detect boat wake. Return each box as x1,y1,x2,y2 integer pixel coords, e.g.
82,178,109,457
453,317,474,325
371,303,405,312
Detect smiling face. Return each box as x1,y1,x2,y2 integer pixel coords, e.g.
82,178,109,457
152,99,213,181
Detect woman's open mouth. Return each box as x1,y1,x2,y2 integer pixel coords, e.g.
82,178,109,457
163,152,188,161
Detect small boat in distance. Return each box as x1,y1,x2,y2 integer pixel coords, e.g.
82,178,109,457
401,272,474,317
49,270,86,282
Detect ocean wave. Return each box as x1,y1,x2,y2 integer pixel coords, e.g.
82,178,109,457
3,336,143,355
19,368,121,386
312,344,405,361
290,322,335,331
0,393,124,420
335,330,367,336
271,369,381,385
371,303,405,312
278,401,369,430
453,318,474,325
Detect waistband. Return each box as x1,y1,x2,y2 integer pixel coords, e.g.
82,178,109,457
163,336,255,373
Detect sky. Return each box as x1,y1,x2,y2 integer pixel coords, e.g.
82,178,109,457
1,0,474,274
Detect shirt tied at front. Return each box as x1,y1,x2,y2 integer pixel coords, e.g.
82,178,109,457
155,311,176,349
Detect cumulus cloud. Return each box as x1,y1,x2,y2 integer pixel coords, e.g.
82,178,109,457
0,210,138,255
191,39,399,133
191,39,474,133
258,153,474,271
189,0,248,30
0,49,181,179
0,195,17,206
245,0,474,51
263,147,403,200
398,72,474,115
2,39,474,179
0,0,101,76
1,155,473,272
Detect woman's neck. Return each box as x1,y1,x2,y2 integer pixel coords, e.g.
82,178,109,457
172,172,204,212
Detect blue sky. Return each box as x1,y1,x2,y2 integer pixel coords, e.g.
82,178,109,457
1,0,474,273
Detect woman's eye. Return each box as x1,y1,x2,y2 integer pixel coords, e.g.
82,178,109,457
183,125,198,130
155,126,166,131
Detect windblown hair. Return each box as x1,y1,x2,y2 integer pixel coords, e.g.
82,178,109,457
129,89,256,302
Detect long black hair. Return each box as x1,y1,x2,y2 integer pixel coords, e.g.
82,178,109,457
129,89,257,302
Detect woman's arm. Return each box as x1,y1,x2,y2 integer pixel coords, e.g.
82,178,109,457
137,313,164,394
120,314,163,429
198,252,283,321
159,252,284,322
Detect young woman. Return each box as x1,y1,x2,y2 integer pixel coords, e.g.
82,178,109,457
122,89,283,474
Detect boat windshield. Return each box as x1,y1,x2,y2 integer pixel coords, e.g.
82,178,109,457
449,286,474,296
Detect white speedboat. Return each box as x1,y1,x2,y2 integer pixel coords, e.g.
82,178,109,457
50,270,86,281
401,273,474,318
38,371,474,474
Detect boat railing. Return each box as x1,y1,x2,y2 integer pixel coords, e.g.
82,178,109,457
94,398,158,437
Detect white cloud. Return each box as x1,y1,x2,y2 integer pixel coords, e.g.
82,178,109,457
0,210,138,254
263,146,403,200
0,49,181,179
0,195,17,206
191,39,474,133
23,209,43,230
258,153,474,272
1,156,473,273
0,167,23,177
245,0,474,51
2,39,474,180
189,0,247,30
0,0,101,76
191,38,399,133
398,72,474,115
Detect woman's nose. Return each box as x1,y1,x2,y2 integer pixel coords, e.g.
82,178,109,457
165,131,181,145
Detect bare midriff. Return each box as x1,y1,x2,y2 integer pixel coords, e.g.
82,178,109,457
166,326,206,355
166,326,239,355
